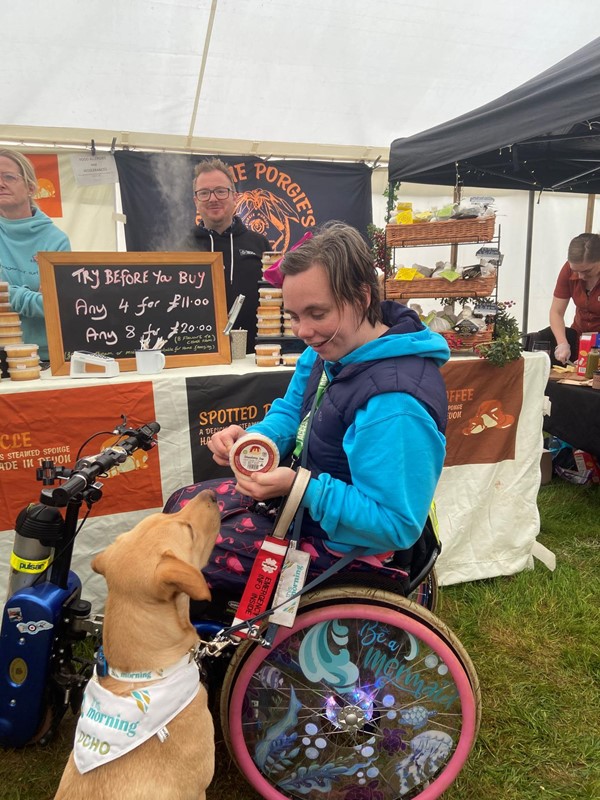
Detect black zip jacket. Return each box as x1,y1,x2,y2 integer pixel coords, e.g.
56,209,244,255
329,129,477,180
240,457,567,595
185,216,270,351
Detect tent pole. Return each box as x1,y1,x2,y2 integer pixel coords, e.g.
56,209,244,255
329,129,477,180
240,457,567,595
522,191,535,334
187,0,219,145
450,184,462,267
585,194,595,232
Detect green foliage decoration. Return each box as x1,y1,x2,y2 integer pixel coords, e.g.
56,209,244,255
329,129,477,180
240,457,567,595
475,300,523,367
367,223,393,278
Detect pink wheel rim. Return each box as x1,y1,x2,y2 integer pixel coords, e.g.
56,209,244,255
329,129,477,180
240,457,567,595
228,604,477,800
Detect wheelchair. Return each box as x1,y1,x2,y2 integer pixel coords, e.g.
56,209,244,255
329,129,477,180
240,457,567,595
165,482,481,800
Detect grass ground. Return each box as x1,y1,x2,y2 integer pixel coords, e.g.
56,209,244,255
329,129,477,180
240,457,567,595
436,479,600,800
0,479,598,800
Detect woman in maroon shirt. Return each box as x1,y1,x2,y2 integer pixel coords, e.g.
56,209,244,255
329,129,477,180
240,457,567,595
550,233,600,363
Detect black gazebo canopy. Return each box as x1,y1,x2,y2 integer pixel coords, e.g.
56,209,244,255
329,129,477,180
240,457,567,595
389,37,600,194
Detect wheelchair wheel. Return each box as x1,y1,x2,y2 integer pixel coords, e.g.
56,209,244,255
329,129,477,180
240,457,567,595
221,592,479,800
294,585,479,708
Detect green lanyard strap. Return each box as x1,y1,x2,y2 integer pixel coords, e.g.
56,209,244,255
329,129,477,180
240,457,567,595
293,369,329,458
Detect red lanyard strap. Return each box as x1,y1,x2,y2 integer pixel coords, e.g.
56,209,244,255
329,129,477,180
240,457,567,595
227,468,312,640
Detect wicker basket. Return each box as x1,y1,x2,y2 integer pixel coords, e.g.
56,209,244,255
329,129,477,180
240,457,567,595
440,328,493,351
385,275,496,300
386,216,495,247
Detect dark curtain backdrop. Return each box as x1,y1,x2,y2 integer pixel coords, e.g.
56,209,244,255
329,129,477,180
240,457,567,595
185,372,293,482
115,152,372,252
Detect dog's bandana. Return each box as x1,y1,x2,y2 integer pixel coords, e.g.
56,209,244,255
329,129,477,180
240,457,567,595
74,660,200,774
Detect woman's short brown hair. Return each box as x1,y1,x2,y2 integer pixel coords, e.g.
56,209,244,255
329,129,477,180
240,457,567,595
280,221,382,326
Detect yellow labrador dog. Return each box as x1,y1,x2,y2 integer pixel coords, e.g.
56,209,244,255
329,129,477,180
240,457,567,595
55,489,220,800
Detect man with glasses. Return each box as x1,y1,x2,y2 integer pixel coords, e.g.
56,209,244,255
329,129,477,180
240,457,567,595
185,158,270,351
0,149,70,362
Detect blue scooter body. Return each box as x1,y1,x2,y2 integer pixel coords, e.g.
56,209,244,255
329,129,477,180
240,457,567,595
0,571,81,747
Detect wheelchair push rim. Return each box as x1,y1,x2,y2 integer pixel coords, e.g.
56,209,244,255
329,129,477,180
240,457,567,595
223,603,477,800
408,568,438,612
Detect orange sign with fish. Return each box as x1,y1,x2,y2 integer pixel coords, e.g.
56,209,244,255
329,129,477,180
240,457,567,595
29,154,63,218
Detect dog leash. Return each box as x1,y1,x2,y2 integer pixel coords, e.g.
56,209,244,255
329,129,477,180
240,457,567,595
206,539,362,652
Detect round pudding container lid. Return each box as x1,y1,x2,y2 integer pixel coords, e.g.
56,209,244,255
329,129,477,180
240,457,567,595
229,433,280,477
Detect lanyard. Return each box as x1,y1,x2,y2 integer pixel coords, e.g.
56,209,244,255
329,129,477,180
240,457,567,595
293,369,329,458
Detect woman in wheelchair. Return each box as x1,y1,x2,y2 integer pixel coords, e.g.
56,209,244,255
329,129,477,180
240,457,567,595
177,221,449,596
166,223,482,800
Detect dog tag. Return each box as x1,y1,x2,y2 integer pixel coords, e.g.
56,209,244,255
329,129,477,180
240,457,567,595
269,547,310,628
231,535,288,638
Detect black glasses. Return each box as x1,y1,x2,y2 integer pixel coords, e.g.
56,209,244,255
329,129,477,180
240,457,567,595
194,187,233,201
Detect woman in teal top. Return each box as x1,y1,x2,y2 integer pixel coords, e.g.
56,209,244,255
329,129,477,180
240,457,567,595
0,149,71,361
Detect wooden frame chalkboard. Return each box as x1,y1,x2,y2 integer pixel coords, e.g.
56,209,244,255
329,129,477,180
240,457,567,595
38,252,231,375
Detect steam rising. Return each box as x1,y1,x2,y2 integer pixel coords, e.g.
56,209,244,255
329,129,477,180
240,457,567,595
149,154,196,251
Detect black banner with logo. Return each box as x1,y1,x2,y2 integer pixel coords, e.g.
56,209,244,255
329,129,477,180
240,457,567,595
114,152,372,252
186,371,293,483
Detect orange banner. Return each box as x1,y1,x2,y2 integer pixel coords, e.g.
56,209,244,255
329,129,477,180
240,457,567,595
441,358,525,467
29,154,63,217
0,383,162,531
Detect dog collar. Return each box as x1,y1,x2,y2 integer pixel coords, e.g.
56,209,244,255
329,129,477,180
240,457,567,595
96,643,200,683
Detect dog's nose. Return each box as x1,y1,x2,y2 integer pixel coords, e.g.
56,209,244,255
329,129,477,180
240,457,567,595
205,489,217,503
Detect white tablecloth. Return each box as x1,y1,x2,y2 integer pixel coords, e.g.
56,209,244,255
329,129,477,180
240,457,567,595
0,353,550,610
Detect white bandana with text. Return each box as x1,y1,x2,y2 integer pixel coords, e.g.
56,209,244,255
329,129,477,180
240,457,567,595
74,660,200,773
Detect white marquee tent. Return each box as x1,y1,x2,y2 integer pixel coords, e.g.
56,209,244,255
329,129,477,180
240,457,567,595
2,0,598,601
3,0,600,330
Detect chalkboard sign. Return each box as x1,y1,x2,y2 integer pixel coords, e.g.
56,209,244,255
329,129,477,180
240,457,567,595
38,252,231,375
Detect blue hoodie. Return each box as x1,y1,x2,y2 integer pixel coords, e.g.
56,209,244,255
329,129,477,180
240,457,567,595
247,304,450,554
0,207,71,360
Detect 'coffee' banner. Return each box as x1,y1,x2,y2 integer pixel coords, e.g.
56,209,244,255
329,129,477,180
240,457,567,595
441,358,524,467
114,152,372,252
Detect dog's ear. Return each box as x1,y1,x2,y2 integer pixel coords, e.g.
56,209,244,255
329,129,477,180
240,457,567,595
154,550,212,602
91,550,108,576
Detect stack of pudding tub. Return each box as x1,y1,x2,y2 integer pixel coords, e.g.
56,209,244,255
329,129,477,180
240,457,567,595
255,284,283,366
255,255,299,368
0,281,41,381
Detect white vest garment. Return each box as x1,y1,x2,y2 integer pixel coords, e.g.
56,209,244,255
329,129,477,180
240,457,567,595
74,660,200,773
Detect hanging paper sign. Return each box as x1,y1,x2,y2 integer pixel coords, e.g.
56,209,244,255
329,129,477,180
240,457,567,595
70,153,119,186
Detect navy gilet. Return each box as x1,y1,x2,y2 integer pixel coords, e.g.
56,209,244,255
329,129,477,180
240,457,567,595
297,302,447,538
